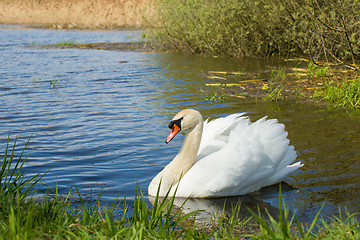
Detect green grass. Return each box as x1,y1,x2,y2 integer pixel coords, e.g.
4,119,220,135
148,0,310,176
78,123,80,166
0,133,47,201
314,79,360,109
50,79,60,90
307,62,332,78
201,89,227,102
55,40,76,46
264,68,287,101
1,134,360,239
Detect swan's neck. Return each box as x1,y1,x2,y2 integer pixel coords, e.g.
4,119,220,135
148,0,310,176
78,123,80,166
164,121,203,187
175,122,203,168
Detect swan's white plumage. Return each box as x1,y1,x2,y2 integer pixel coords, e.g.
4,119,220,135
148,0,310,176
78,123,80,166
148,109,302,198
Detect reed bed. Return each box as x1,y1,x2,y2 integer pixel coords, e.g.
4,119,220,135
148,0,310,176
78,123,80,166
0,0,155,28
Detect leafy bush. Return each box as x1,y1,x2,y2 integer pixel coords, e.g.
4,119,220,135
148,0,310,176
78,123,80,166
147,0,360,66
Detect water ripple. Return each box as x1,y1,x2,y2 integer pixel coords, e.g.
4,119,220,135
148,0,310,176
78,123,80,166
1,27,360,221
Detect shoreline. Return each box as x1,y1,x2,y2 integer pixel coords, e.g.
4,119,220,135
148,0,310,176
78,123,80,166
31,39,359,111
39,41,156,52
3,23,358,112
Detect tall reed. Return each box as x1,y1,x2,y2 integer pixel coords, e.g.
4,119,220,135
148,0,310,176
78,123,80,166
0,0,155,28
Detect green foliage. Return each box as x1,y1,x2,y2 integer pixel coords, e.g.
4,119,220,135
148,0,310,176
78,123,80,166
50,79,60,90
148,0,360,66
249,188,323,239
0,134,200,238
307,62,332,78
201,89,227,102
0,133,47,201
264,68,287,101
31,76,43,83
55,40,76,46
317,209,360,239
2,135,360,239
314,79,360,109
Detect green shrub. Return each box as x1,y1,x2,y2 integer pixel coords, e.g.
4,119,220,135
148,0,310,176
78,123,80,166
148,0,360,66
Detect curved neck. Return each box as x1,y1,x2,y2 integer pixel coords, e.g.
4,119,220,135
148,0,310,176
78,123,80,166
175,122,203,167
166,120,203,185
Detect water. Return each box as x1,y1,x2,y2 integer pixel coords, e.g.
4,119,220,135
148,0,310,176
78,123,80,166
1,25,360,223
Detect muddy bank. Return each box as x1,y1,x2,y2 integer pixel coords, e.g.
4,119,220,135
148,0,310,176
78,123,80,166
33,40,358,111
0,0,155,28
203,67,357,106
39,41,155,52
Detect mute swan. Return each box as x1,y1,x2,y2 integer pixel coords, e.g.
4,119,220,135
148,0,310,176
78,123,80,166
148,109,302,198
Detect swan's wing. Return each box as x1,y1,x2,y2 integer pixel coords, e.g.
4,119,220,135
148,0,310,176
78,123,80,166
173,116,301,198
196,113,247,161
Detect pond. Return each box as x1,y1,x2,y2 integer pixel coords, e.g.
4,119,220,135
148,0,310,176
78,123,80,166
1,25,359,223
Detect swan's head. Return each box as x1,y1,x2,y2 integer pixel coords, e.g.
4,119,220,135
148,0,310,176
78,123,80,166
165,109,202,144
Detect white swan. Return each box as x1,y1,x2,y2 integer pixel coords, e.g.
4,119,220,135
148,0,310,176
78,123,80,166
148,109,302,198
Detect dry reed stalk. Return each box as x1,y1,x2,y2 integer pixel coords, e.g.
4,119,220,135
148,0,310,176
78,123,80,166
0,0,155,28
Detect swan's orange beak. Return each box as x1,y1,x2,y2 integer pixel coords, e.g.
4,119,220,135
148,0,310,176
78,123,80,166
166,124,181,144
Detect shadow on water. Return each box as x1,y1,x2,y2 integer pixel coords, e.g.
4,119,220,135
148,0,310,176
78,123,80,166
0,26,360,223
147,182,296,225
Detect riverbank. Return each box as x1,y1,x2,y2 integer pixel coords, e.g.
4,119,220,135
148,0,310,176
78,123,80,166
1,136,360,239
202,61,360,110
0,0,154,28
39,40,359,111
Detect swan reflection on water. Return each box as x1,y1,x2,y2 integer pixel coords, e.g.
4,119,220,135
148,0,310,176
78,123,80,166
148,182,296,223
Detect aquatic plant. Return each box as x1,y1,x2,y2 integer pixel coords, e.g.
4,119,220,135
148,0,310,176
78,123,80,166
31,76,43,84
314,79,360,109
307,62,332,78
201,89,226,102
50,79,60,90
264,68,287,101
28,41,36,47
55,40,76,46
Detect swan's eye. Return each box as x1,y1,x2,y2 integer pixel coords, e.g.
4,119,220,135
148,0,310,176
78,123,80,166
168,117,183,131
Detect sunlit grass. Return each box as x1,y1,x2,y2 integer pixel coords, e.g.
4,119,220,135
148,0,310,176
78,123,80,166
201,89,227,102
0,133,47,201
307,62,332,78
264,68,287,101
50,79,60,90
55,40,76,46
314,78,360,109
1,134,360,239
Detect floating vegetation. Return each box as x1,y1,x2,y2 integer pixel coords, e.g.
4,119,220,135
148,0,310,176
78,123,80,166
50,80,60,90
28,41,37,47
39,42,153,52
55,40,76,46
201,89,226,102
31,76,43,83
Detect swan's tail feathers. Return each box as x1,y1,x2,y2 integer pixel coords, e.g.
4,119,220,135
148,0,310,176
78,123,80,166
266,161,303,187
